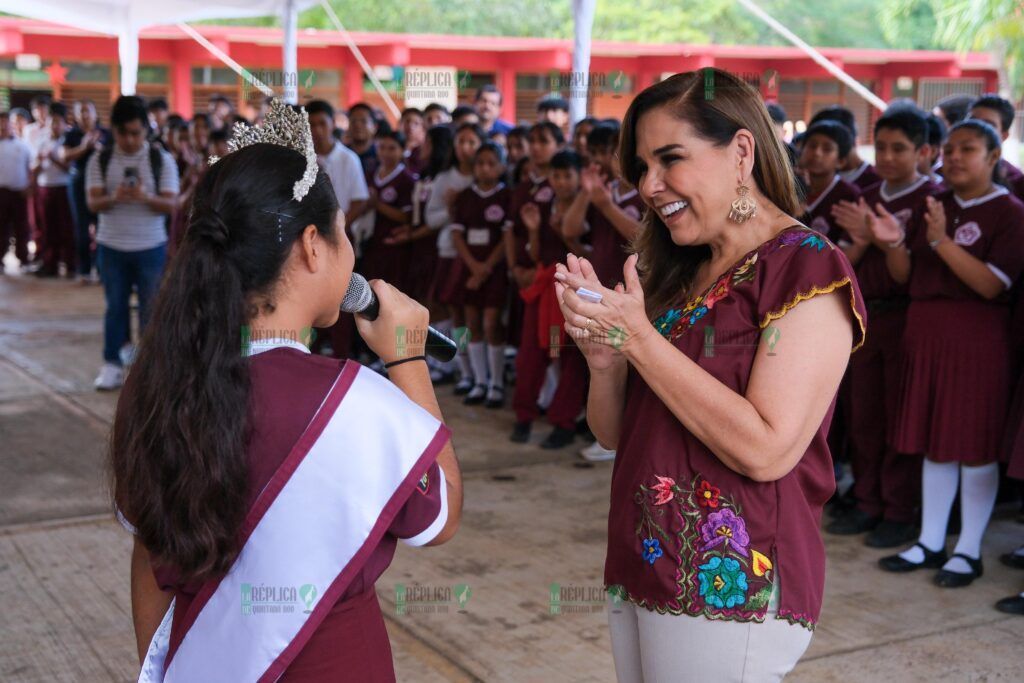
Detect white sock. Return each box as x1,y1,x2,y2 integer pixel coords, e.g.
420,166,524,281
900,459,958,563
467,341,487,387
538,359,560,409
487,344,506,390
944,462,999,573
455,352,472,383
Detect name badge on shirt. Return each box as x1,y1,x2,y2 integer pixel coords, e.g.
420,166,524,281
467,228,490,246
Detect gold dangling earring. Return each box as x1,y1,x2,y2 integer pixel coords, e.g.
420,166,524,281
728,184,757,224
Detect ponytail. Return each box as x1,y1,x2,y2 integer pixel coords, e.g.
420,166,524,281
110,143,338,582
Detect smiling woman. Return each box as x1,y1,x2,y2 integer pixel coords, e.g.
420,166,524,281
553,68,867,681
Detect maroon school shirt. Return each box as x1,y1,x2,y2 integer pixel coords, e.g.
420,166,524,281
509,173,567,267
604,226,867,631
450,182,511,261
586,179,645,288
842,161,882,191
906,186,1024,303
840,176,941,301
151,348,445,679
367,163,415,249
802,175,861,243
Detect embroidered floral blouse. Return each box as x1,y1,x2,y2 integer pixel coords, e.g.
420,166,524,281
604,226,867,631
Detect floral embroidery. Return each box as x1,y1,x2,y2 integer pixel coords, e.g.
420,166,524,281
699,509,750,557
642,537,664,564
696,480,720,508
633,474,778,623
654,309,683,337
698,556,749,609
652,227,835,342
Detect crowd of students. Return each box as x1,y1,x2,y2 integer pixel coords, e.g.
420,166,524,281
2,82,1023,613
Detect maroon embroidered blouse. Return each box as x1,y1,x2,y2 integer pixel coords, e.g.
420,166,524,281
604,226,867,631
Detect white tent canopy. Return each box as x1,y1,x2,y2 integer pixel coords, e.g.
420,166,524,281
0,0,317,98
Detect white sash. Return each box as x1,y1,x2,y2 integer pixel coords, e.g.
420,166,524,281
138,361,449,682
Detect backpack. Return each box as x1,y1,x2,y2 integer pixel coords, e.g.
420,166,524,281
98,145,163,190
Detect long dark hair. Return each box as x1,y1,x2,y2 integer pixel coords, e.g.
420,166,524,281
619,68,799,317
422,125,454,179
110,143,339,583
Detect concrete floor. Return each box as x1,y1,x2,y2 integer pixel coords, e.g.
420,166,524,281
1,264,1023,682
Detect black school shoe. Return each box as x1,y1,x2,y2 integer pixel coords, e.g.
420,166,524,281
995,595,1024,615
825,509,880,535
999,550,1024,570
509,421,531,443
878,543,948,573
540,426,575,450
934,554,983,588
865,520,919,548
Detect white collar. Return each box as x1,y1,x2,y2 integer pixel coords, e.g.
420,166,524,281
374,163,405,187
953,185,1009,209
841,161,869,183
472,182,505,198
879,175,930,202
611,179,638,204
528,170,547,185
244,337,311,357
806,175,841,213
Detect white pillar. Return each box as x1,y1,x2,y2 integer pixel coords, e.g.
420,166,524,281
282,0,299,104
570,0,596,125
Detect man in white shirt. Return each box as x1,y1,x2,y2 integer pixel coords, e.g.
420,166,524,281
87,96,179,390
0,110,32,268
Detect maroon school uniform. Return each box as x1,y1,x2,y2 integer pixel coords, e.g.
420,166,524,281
802,175,861,242
842,161,882,191
0,189,30,263
450,183,510,308
406,176,438,304
509,173,586,430
840,176,940,522
894,186,1024,463
587,180,644,288
604,226,866,630
150,348,445,681
361,163,415,290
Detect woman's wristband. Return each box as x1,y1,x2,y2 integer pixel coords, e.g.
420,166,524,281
384,355,427,370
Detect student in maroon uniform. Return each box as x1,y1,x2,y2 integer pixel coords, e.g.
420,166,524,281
562,124,644,289
449,143,510,407
506,121,585,449
827,108,941,547
33,101,75,277
878,120,1024,587
361,129,415,294
555,68,864,678
921,113,947,185
799,120,862,242
968,94,1024,202
399,107,426,175
810,105,881,190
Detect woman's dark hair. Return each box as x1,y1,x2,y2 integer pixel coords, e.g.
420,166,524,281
619,68,799,317
422,125,454,179
111,95,149,130
805,120,855,159
947,119,1004,186
110,143,339,583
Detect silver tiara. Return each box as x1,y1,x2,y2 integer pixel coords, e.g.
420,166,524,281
208,98,318,202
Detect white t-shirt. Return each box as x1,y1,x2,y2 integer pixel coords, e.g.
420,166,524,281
0,136,32,191
318,141,369,214
426,167,474,259
85,142,179,252
34,132,71,187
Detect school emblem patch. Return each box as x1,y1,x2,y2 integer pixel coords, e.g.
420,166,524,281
954,221,981,246
533,186,554,203
485,204,505,222
416,471,430,495
380,186,398,203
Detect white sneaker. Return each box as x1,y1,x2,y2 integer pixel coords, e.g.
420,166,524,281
94,363,124,391
580,441,616,462
118,344,137,368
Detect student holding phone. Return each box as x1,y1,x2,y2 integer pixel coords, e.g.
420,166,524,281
87,95,179,391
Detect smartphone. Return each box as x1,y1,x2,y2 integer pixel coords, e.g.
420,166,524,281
123,166,139,189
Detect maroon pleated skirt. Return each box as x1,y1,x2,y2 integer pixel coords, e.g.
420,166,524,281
405,237,438,304
462,264,509,308
361,244,412,293
893,299,1012,464
430,256,465,307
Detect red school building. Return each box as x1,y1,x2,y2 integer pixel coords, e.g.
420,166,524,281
0,17,998,139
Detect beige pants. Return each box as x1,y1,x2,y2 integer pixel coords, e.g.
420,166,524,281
606,588,812,683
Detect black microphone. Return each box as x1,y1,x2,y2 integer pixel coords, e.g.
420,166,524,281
341,273,458,362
